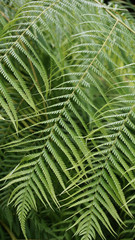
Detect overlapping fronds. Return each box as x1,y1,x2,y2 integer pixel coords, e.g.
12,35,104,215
0,0,135,239
66,79,135,239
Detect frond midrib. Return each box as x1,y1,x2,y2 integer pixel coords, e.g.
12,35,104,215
0,0,61,64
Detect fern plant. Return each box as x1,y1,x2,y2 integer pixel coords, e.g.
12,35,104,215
0,0,135,239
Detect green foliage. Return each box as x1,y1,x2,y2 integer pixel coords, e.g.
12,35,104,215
0,0,135,239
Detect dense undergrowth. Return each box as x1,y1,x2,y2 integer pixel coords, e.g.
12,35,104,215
0,0,135,239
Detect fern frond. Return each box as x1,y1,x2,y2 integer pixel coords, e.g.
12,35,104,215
0,1,135,239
